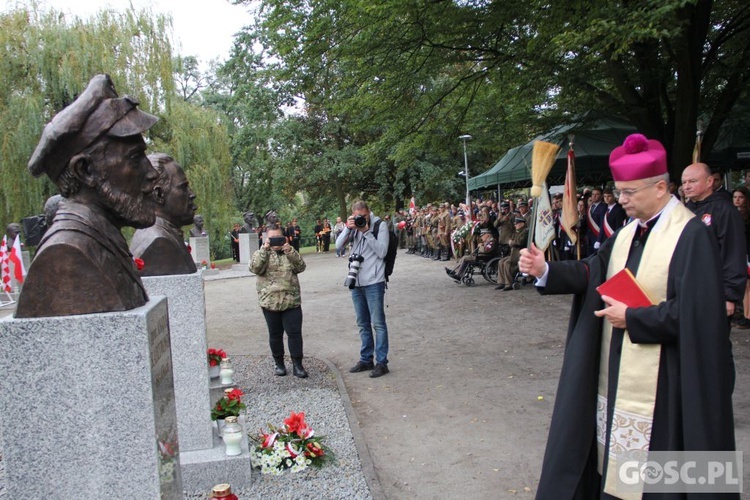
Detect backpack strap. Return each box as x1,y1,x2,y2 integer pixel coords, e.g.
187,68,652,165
371,218,382,238
369,218,389,289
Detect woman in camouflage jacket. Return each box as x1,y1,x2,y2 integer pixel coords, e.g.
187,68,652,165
250,224,308,378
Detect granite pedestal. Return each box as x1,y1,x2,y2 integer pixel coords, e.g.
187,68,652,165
238,233,254,264
189,235,211,266
233,233,255,272
141,272,253,491
181,415,252,490
0,297,182,498
141,272,212,452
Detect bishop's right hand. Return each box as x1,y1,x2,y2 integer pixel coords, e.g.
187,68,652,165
519,242,546,278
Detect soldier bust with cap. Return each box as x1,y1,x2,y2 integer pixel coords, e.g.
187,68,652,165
519,133,737,498
15,74,158,318
130,153,198,276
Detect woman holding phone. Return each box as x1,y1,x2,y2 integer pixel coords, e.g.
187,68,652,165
250,223,308,378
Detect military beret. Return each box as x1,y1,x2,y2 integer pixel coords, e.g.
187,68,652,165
28,74,158,182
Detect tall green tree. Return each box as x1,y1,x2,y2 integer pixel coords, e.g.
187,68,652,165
243,0,750,181
237,0,551,209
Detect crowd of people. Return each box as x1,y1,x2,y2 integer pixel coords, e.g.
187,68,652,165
387,163,750,328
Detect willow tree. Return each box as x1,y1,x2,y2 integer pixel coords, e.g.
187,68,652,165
0,5,234,250
151,99,234,259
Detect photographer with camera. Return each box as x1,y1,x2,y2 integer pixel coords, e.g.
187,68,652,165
250,224,308,378
336,200,391,378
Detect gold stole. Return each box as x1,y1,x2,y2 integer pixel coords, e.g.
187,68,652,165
596,198,693,498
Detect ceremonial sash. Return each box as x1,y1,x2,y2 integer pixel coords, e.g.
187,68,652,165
596,197,693,499
603,207,615,238
588,204,601,237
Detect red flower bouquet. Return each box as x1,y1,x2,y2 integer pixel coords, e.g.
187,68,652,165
250,411,333,474
211,388,246,420
207,348,227,367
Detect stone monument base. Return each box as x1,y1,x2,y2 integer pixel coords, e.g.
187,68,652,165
0,298,182,498
190,235,211,267
180,415,253,491
142,272,212,452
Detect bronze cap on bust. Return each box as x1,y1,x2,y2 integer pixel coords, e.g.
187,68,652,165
27,74,158,182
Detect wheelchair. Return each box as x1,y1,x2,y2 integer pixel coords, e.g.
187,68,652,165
457,244,508,286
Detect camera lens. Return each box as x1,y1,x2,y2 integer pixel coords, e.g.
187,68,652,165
344,254,365,289
354,215,367,228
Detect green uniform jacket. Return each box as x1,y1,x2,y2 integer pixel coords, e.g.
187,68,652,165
250,247,306,311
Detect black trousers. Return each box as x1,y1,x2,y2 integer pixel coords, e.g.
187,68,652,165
262,306,303,358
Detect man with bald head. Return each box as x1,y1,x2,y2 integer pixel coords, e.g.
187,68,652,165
130,153,198,276
682,162,746,317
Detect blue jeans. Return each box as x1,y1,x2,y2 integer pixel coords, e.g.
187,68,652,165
351,281,389,365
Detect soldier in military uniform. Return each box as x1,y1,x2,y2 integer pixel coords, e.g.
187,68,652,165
423,204,434,258
429,205,440,259
495,201,514,256
421,206,431,257
518,201,531,226
436,202,452,261
250,223,308,378
413,209,424,255
405,214,416,253
496,217,529,291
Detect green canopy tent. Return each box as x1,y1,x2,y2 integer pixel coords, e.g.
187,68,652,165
470,116,637,190
468,144,532,190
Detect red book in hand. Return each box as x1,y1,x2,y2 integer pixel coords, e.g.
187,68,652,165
596,268,654,308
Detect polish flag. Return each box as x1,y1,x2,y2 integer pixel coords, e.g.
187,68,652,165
9,235,26,284
0,236,11,292
409,196,416,215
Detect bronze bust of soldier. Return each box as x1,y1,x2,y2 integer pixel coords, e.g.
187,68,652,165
130,153,198,276
189,215,206,237
15,74,158,318
241,211,256,234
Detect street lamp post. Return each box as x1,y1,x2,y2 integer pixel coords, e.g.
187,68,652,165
459,134,472,212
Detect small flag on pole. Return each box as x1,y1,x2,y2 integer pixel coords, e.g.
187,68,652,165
534,183,555,251
0,236,11,292
9,235,26,284
561,145,578,245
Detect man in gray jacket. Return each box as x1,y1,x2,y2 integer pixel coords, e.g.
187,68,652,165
336,200,391,377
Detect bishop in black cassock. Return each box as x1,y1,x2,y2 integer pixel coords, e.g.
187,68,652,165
521,134,737,500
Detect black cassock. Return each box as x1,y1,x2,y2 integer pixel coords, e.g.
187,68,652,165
535,217,737,500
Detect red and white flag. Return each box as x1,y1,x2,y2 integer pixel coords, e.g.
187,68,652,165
0,236,11,292
561,148,578,244
409,196,416,215
9,235,26,284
